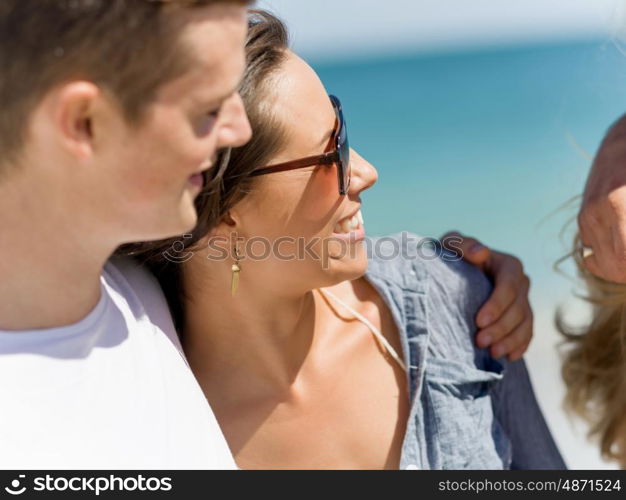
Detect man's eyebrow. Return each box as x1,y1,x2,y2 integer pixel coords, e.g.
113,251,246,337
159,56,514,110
205,79,243,109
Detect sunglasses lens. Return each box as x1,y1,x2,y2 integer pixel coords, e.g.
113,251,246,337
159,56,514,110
340,124,350,193
330,95,350,195
333,107,349,194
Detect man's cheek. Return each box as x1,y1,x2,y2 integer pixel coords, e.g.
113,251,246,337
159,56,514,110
128,161,178,202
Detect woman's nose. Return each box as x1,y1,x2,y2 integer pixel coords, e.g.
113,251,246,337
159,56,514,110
347,148,378,196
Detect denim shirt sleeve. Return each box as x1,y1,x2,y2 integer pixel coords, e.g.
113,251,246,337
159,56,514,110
366,232,565,469
491,359,567,469
424,249,565,469
418,239,512,469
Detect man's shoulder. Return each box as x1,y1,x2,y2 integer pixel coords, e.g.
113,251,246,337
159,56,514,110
105,256,181,347
106,255,159,293
106,256,165,308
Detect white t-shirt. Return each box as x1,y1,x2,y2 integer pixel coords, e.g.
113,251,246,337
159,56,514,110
0,257,236,469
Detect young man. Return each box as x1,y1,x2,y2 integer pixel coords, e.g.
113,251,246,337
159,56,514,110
0,0,251,469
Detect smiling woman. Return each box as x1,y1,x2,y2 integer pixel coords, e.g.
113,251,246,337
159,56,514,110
121,9,566,470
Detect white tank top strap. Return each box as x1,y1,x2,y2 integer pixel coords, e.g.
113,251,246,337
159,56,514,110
317,288,407,372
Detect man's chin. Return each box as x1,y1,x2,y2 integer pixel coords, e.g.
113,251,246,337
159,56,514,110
175,208,200,236
139,209,199,244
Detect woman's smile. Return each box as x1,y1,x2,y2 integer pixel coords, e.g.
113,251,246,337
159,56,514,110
332,208,365,242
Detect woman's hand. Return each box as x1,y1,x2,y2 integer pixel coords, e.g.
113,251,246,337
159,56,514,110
441,231,533,361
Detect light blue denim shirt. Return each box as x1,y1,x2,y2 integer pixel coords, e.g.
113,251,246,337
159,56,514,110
364,233,566,470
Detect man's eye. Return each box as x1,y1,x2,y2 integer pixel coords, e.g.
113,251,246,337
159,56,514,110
195,107,221,136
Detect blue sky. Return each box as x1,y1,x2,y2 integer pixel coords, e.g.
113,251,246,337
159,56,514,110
257,0,625,61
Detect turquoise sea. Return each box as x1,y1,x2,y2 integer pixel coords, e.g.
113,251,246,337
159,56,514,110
313,40,626,468
314,40,626,302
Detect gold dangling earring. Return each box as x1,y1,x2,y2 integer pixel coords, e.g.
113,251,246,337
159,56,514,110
231,245,241,297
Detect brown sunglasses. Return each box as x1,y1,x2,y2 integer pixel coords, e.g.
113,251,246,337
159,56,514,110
249,95,351,195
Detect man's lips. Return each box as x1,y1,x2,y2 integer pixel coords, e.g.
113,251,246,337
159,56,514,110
188,172,204,188
188,156,218,188
198,156,217,174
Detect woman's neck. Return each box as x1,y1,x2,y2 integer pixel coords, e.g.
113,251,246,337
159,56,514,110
181,274,324,397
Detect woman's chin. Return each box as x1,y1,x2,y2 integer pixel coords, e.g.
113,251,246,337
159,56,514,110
323,247,369,283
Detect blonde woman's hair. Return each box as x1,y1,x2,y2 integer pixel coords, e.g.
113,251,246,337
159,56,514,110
558,233,626,468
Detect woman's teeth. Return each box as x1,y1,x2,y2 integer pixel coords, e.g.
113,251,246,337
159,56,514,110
334,210,364,234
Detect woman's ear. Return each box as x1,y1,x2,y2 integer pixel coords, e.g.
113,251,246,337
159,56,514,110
210,211,238,240
221,212,237,228
196,213,240,263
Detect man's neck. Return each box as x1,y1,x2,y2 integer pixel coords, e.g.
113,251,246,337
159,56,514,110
0,177,115,331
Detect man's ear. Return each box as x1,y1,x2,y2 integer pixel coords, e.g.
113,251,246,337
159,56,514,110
52,81,101,161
